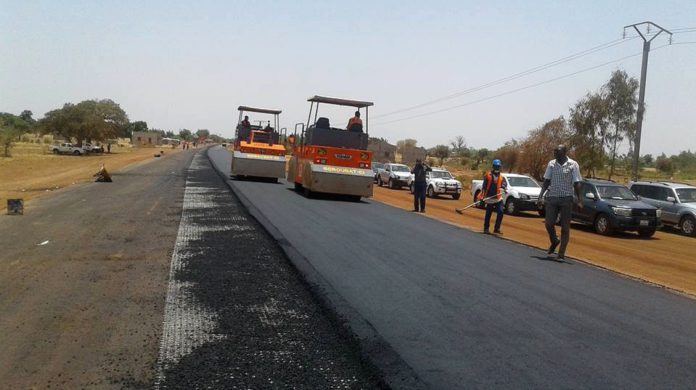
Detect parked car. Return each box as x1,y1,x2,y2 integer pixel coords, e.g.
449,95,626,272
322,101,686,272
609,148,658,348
571,179,661,237
471,173,544,215
50,143,85,155
372,162,385,183
629,181,696,237
83,143,104,153
407,167,462,199
377,163,411,189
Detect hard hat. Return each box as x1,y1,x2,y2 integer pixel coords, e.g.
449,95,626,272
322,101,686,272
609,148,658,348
492,159,502,167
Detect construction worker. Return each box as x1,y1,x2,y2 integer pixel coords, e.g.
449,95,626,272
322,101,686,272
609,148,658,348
241,115,251,128
479,159,507,234
537,144,583,260
347,111,363,132
411,158,432,213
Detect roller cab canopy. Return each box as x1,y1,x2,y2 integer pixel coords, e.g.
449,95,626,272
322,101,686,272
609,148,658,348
307,96,373,108
238,106,282,115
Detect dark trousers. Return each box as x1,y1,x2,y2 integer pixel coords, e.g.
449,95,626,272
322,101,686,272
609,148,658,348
413,182,426,211
484,201,504,231
545,196,573,256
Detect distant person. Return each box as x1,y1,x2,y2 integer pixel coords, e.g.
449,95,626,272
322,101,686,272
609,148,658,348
241,116,251,128
107,143,111,153
411,159,432,213
479,159,507,234
347,111,363,132
264,122,273,132
537,144,583,260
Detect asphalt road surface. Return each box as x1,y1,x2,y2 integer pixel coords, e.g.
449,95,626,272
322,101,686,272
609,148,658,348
0,148,379,389
210,146,696,389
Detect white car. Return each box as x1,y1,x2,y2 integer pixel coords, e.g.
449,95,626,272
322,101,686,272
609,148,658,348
408,168,463,200
50,143,85,155
377,163,411,189
471,173,543,215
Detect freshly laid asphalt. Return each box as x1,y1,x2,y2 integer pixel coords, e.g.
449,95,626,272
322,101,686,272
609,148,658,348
209,146,696,389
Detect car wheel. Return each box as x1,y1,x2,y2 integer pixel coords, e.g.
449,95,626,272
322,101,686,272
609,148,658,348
52,149,59,154
73,150,81,155
377,177,383,187
294,182,302,192
388,178,394,189
594,214,612,235
680,215,696,237
427,186,435,198
505,198,517,215
638,228,656,238
409,183,414,194
452,193,460,200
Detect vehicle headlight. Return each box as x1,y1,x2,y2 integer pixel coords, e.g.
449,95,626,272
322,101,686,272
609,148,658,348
656,209,662,218
520,194,530,200
612,207,632,217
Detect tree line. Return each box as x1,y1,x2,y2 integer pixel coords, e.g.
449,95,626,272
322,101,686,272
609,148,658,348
0,99,226,156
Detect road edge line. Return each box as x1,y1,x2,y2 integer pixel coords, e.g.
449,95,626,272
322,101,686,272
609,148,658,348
206,148,427,390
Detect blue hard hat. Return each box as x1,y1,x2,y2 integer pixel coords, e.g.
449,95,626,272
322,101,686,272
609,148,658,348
492,159,502,167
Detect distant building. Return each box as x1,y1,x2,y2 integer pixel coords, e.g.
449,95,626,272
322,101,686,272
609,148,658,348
132,131,162,147
368,139,396,162
402,145,427,165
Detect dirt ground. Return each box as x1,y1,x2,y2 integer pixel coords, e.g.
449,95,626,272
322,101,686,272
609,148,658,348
0,144,183,212
372,185,696,297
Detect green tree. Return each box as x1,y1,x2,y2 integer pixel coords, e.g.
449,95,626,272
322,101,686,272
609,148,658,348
569,92,609,177
38,99,128,146
494,139,520,173
196,129,210,139
19,110,35,124
430,144,451,166
604,70,639,180
519,117,570,180
165,130,175,138
123,121,148,138
0,113,30,157
179,129,193,141
449,136,467,157
655,153,674,174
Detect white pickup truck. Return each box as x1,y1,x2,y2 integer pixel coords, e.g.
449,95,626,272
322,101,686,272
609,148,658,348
408,167,463,200
471,173,543,215
50,143,85,155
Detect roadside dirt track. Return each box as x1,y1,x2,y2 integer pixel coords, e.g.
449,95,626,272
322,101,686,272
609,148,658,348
372,186,696,297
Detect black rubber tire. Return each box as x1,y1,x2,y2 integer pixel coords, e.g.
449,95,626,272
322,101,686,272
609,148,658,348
377,177,383,187
474,191,483,208
452,193,460,200
73,150,81,155
52,149,59,154
388,178,394,189
409,183,414,194
505,198,517,215
679,215,696,237
427,186,435,198
638,228,656,238
594,214,612,235
294,182,302,192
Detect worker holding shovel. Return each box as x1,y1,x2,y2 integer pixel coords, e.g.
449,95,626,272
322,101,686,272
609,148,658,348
479,159,507,234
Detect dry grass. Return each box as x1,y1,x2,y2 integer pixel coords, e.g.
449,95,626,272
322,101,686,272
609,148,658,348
1,142,183,212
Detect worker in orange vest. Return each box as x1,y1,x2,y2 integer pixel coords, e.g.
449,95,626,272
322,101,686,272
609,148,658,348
479,159,507,234
347,111,363,132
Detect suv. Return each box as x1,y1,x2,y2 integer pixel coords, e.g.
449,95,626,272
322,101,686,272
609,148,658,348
629,181,696,237
572,179,661,237
408,167,463,200
377,163,411,189
471,173,544,215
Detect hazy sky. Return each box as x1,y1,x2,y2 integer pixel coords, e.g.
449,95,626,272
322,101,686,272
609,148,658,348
2,0,695,156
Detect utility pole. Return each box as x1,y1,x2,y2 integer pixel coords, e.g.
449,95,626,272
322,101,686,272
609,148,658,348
624,21,672,181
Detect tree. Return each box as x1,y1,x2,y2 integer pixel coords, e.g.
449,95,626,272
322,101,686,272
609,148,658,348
19,110,35,124
494,139,520,173
569,92,608,177
196,129,210,139
37,99,129,145
655,153,674,174
519,117,570,180
179,129,193,141
641,154,654,167
603,70,639,180
449,136,467,156
430,144,451,166
165,130,175,138
396,138,418,156
0,113,30,157
123,121,148,138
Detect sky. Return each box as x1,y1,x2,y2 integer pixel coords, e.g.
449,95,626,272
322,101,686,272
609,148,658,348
1,0,695,156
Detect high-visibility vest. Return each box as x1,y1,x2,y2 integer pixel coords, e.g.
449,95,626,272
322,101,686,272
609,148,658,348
480,172,503,201
348,116,362,128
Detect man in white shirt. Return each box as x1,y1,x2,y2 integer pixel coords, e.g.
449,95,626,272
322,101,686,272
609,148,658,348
537,145,583,260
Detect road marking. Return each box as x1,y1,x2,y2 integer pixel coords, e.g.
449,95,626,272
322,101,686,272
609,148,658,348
147,196,163,215
154,153,249,388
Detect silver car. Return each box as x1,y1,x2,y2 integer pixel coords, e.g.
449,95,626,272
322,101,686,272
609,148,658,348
629,181,696,237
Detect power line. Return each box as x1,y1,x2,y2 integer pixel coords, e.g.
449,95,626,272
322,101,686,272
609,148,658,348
373,37,636,119
374,44,676,126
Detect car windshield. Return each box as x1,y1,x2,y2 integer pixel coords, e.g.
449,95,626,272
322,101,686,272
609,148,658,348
431,171,452,179
676,188,696,203
507,177,539,187
392,165,409,172
373,162,384,169
596,185,636,200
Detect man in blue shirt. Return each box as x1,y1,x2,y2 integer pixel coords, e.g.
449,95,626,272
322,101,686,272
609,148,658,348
479,159,507,234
